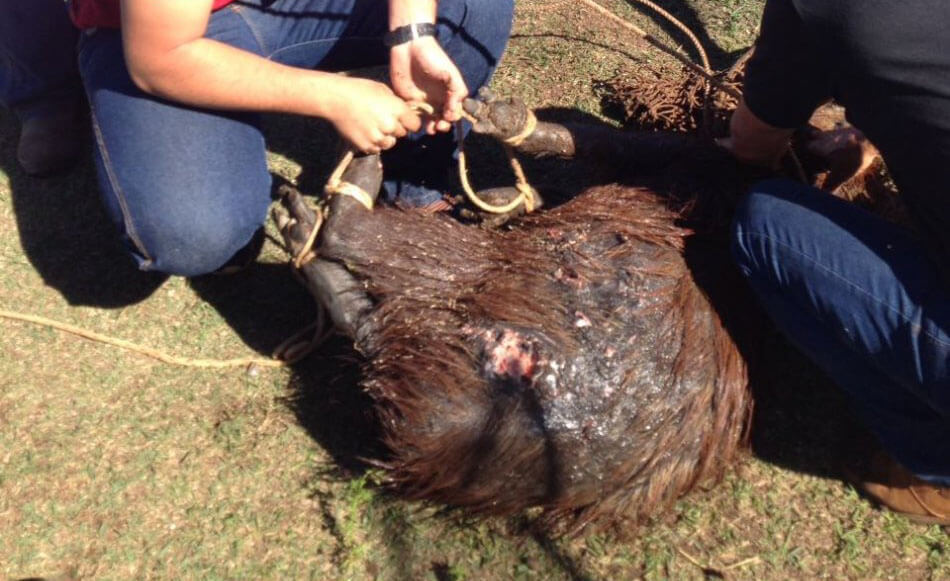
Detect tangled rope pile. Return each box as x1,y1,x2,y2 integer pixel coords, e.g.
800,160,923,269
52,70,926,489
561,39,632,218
599,55,747,135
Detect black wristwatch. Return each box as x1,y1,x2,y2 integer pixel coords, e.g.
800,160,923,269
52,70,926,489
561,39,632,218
384,22,437,47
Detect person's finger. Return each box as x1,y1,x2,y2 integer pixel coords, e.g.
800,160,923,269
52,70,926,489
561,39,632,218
365,128,387,152
402,84,427,104
355,131,380,154
372,135,395,152
442,71,468,122
391,123,408,139
434,119,452,133
378,118,399,137
397,109,423,134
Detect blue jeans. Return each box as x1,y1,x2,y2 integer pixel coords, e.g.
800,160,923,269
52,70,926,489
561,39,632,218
77,0,513,276
0,0,80,118
732,179,950,485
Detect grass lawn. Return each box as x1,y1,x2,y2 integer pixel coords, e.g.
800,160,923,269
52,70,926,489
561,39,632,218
1,1,947,579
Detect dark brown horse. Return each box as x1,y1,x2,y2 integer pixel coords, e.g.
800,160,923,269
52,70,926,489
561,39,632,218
276,93,759,532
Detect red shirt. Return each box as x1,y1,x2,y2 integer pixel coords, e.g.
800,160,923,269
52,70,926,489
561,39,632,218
70,0,236,29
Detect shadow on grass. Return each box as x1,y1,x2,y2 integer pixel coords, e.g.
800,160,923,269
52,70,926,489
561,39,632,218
529,530,597,581
186,262,319,355
283,335,380,474
0,108,335,360
0,104,372,462
749,333,875,480
0,111,166,308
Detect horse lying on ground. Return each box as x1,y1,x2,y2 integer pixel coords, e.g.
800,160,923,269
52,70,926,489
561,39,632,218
275,93,762,533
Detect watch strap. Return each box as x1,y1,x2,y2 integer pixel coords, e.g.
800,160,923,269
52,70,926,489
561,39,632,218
384,22,437,47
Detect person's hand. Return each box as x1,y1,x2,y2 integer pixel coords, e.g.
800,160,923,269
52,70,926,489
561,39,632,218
390,36,468,134
324,76,423,153
803,126,880,192
803,126,876,167
719,101,794,169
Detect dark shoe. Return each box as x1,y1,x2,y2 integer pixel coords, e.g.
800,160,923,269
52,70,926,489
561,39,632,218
16,104,85,177
851,451,950,525
213,227,266,276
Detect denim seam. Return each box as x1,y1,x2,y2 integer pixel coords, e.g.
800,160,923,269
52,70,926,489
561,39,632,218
742,230,950,348
227,4,268,55
220,7,379,62
269,37,380,61
86,98,154,269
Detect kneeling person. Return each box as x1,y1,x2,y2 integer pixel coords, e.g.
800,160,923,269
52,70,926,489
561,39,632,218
722,0,950,524
70,0,514,275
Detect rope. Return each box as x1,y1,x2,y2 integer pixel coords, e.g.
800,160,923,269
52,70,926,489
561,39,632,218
321,101,540,218
575,0,716,134
292,209,326,269
577,0,808,182
324,150,376,212
788,148,809,185
576,0,741,101
321,102,439,216
633,0,711,74
277,199,336,361
270,303,336,364
457,110,539,215
0,308,286,369
502,108,538,147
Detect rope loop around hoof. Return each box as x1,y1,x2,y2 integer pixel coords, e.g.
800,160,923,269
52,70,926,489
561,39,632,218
324,150,376,211
286,203,326,270
457,111,539,216
503,109,538,147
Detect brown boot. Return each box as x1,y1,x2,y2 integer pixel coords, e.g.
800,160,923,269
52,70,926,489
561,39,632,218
16,104,85,177
854,451,950,525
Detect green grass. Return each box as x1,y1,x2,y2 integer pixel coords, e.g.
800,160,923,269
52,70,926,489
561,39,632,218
2,1,948,579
